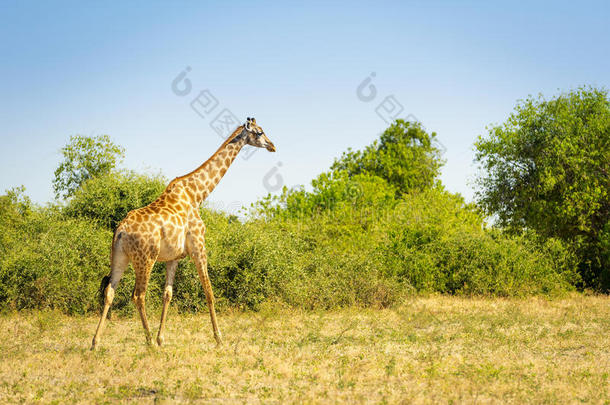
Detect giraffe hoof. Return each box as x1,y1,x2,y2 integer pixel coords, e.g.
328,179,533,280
157,336,164,346
91,339,98,351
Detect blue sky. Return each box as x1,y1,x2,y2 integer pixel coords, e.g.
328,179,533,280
1,1,609,212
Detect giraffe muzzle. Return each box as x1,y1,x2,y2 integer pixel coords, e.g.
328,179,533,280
265,142,276,152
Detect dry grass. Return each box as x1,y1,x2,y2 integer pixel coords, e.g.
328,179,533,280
0,295,608,404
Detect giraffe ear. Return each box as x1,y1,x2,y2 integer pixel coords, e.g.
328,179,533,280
245,120,251,130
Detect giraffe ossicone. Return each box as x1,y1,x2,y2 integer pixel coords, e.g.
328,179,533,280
91,119,275,350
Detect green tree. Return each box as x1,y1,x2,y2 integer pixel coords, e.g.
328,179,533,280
331,119,444,195
474,87,610,289
256,120,445,221
53,135,125,199
65,170,166,230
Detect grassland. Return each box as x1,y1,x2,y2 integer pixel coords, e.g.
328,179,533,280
0,295,608,404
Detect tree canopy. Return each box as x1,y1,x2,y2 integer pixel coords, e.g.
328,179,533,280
65,170,166,230
475,87,610,289
331,120,444,196
53,135,125,199
256,119,445,220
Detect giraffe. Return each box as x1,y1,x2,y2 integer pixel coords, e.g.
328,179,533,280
91,117,275,350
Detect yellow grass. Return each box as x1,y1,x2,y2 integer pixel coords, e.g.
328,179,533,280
0,295,608,404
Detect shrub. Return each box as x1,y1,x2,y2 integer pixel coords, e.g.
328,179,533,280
0,114,585,315
65,170,166,230
379,189,579,295
0,207,112,314
259,171,397,222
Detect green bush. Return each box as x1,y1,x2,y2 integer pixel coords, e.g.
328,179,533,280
382,230,578,296
379,188,579,295
0,115,586,316
0,207,112,314
0,184,579,315
65,170,166,230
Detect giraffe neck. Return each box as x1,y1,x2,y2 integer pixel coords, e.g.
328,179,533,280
179,129,247,206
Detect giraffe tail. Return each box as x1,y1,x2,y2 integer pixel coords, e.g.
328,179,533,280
99,229,129,317
98,274,111,316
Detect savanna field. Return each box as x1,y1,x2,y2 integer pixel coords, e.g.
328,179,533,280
1,296,608,404
2,1,610,403
1,89,609,403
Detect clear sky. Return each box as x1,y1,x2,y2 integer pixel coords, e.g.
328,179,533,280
1,1,609,212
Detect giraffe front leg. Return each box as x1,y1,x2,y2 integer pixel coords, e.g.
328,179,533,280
157,260,178,346
189,239,222,346
197,254,222,345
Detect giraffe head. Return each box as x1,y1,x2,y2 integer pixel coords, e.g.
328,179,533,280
243,117,276,152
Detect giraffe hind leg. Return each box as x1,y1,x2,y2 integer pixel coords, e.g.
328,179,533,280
132,257,156,346
157,260,178,346
91,241,129,350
